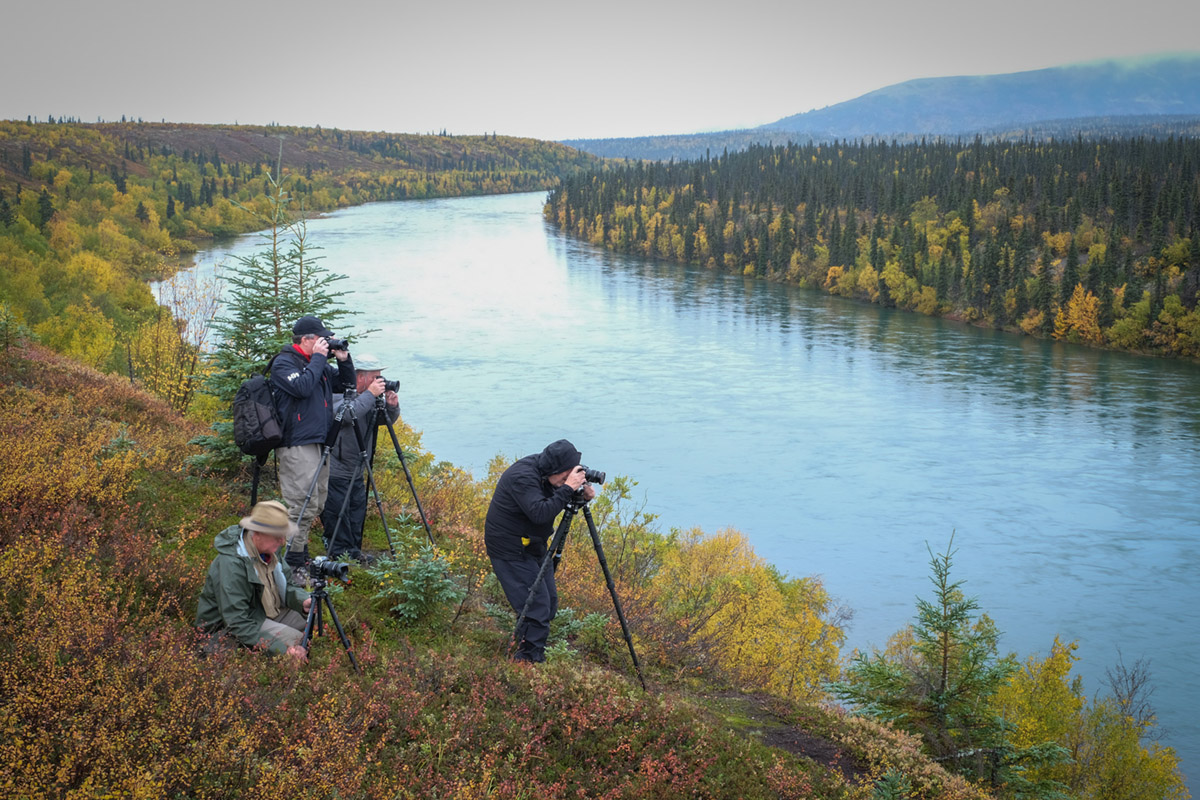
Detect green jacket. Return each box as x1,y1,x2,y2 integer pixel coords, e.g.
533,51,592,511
195,524,310,654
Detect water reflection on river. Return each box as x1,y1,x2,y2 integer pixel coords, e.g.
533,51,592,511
194,191,1200,781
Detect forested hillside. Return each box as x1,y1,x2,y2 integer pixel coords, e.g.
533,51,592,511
0,119,600,373
546,136,1200,357
563,116,1200,162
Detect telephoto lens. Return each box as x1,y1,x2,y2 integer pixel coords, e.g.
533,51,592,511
581,466,605,485
309,555,350,581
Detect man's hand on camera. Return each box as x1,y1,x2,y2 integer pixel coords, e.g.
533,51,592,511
366,376,386,397
385,390,399,407
332,345,350,362
311,336,330,357
578,484,597,501
565,466,587,491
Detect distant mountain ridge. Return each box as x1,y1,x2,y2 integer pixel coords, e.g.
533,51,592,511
563,54,1200,161
764,54,1200,137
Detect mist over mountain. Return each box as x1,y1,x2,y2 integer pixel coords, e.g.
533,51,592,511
564,54,1200,161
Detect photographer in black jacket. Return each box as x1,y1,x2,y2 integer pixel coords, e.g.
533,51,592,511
484,439,595,662
271,315,356,580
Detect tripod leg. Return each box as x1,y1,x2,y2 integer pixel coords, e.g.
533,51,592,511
381,419,435,547
582,506,647,691
321,594,361,672
511,508,575,659
357,422,396,557
301,597,322,652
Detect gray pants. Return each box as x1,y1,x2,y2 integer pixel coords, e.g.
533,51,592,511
260,609,308,650
277,443,328,552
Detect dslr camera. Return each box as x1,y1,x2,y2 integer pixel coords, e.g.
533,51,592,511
309,555,350,582
323,336,349,352
580,465,605,485
382,377,400,393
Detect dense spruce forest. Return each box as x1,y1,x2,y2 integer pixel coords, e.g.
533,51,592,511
546,136,1200,357
563,115,1200,162
0,119,600,374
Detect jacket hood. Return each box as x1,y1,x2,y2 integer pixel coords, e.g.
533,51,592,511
214,523,247,556
534,439,582,477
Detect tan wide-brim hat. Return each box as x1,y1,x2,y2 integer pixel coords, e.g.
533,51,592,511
240,500,299,540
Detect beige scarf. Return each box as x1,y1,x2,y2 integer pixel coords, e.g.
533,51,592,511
243,531,283,619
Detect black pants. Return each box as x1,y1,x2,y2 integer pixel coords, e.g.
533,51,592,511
321,472,366,559
491,552,558,662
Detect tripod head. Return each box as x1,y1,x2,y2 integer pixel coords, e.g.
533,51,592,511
567,489,593,511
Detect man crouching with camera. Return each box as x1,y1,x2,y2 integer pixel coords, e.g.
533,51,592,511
196,500,313,659
484,439,595,663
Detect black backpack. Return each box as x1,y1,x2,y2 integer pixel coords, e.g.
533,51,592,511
232,373,285,459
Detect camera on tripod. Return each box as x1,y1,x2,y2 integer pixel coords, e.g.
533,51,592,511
323,336,349,352
310,555,350,582
581,466,605,485
382,377,400,393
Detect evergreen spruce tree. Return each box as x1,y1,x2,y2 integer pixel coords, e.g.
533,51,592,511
36,188,55,231
833,537,1068,795
189,172,351,471
1060,238,1079,305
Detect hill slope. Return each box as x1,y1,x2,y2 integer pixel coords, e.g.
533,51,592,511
0,343,990,799
765,53,1200,137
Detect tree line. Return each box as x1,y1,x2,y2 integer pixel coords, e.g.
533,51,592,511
546,136,1200,356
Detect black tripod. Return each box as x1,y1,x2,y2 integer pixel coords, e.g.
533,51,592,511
370,398,435,547
322,391,435,554
300,572,359,671
513,493,647,690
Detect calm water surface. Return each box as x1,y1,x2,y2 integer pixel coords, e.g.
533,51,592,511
195,191,1200,780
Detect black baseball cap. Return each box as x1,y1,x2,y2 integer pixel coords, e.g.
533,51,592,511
293,316,334,337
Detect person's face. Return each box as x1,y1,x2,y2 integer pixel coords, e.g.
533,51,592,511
547,468,574,486
252,532,285,556
357,370,381,392
298,334,318,356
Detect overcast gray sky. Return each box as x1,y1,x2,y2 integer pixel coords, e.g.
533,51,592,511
4,0,1198,140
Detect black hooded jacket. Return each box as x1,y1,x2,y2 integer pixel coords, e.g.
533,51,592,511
484,439,581,561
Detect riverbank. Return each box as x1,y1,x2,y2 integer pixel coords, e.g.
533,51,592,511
546,137,1200,360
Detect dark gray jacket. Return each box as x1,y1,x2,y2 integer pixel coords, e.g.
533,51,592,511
328,391,401,480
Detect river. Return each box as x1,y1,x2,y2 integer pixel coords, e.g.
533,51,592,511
193,190,1200,782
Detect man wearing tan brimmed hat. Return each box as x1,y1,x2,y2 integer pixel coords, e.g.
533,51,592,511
195,500,313,658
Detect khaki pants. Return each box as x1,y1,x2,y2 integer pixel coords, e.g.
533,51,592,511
260,609,308,650
277,443,328,552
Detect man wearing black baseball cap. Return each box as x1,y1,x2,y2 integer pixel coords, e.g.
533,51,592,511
270,315,356,581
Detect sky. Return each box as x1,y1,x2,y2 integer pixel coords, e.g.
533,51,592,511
4,0,1199,141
